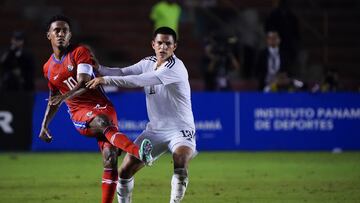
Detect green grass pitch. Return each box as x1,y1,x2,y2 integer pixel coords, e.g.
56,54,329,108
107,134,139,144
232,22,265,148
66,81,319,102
0,152,359,203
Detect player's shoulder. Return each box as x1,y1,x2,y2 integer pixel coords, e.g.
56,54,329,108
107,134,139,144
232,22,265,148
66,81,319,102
165,55,185,70
141,55,157,63
69,44,91,55
43,56,54,78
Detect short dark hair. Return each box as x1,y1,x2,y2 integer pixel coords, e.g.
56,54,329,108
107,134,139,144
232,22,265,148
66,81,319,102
153,27,177,42
46,14,72,31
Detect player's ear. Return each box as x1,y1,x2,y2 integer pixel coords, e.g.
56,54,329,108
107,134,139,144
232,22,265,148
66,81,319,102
151,40,155,49
173,42,177,51
46,32,50,40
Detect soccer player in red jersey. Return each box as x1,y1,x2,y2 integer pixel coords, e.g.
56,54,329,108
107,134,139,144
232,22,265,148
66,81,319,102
38,15,153,203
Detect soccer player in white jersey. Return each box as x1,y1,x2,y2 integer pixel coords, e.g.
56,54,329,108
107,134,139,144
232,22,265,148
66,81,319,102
86,27,196,203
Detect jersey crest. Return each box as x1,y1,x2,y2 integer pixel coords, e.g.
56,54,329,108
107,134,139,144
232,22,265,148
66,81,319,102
67,64,74,71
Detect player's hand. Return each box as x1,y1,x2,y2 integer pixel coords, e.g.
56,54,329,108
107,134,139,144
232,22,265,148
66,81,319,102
39,127,53,143
86,77,105,89
49,95,64,106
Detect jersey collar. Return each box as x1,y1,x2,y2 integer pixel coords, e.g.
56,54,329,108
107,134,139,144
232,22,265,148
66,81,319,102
52,53,67,64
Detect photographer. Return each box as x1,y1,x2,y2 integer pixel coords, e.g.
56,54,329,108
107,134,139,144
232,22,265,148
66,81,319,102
202,32,240,91
0,31,35,92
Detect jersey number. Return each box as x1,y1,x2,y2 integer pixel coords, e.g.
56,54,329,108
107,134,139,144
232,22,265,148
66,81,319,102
180,130,195,139
63,77,78,90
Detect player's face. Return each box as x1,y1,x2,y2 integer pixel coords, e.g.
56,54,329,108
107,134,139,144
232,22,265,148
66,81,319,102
152,34,177,62
47,21,71,50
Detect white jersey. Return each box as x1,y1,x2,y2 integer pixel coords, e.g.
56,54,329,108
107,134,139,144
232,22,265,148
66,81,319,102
101,55,195,133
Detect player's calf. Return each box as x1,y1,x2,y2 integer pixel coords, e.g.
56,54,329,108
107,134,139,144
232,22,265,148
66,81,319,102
101,144,119,203
170,168,188,203
117,177,134,203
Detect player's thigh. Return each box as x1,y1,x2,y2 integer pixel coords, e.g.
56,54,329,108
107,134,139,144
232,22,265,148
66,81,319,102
88,105,119,134
71,104,118,136
168,130,196,156
168,130,197,167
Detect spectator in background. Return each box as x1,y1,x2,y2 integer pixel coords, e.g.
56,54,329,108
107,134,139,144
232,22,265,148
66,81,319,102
0,31,35,92
265,0,300,69
201,32,240,91
150,0,182,35
311,68,340,92
265,72,304,92
255,31,291,91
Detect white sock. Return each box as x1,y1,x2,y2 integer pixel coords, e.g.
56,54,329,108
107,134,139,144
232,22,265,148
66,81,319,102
117,177,134,203
170,168,188,203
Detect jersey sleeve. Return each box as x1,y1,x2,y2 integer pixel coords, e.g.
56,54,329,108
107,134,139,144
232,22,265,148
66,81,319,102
103,71,162,88
43,63,57,92
42,63,48,79
98,59,145,76
72,46,95,66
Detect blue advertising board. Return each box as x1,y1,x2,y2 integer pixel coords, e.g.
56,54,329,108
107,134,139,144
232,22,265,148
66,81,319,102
238,92,360,150
32,92,360,151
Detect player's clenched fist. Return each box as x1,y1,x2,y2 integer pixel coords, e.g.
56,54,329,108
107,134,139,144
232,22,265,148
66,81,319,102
39,127,53,143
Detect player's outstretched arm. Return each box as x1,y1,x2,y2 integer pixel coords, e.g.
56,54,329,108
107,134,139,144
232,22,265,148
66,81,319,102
97,65,125,76
87,71,162,89
39,91,61,143
98,61,143,76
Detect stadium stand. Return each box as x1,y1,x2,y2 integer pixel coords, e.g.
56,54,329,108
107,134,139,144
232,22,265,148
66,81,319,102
0,0,359,91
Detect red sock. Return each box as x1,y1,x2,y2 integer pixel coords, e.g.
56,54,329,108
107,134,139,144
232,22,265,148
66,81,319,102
103,126,139,158
102,168,118,203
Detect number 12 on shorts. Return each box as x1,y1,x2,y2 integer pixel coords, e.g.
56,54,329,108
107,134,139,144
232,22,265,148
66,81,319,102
180,130,195,140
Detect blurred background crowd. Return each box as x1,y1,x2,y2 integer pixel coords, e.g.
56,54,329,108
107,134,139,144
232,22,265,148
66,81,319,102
0,0,359,92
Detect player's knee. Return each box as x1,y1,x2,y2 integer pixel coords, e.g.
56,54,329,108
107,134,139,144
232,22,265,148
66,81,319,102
173,149,193,169
102,147,118,169
92,114,112,129
173,153,190,169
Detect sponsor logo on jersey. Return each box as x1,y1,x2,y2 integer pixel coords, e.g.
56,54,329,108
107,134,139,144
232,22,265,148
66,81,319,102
67,65,74,71
149,86,156,94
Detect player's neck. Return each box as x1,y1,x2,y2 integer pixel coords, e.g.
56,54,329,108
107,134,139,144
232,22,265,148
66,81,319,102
156,61,163,69
53,47,67,60
156,56,171,68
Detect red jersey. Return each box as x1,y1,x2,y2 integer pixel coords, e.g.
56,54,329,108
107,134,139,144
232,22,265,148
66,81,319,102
43,45,113,116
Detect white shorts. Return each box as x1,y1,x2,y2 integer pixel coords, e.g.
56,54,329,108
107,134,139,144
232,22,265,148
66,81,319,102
134,129,197,162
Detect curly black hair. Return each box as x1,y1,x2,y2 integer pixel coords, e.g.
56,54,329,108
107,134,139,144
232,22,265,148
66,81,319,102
46,14,72,31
